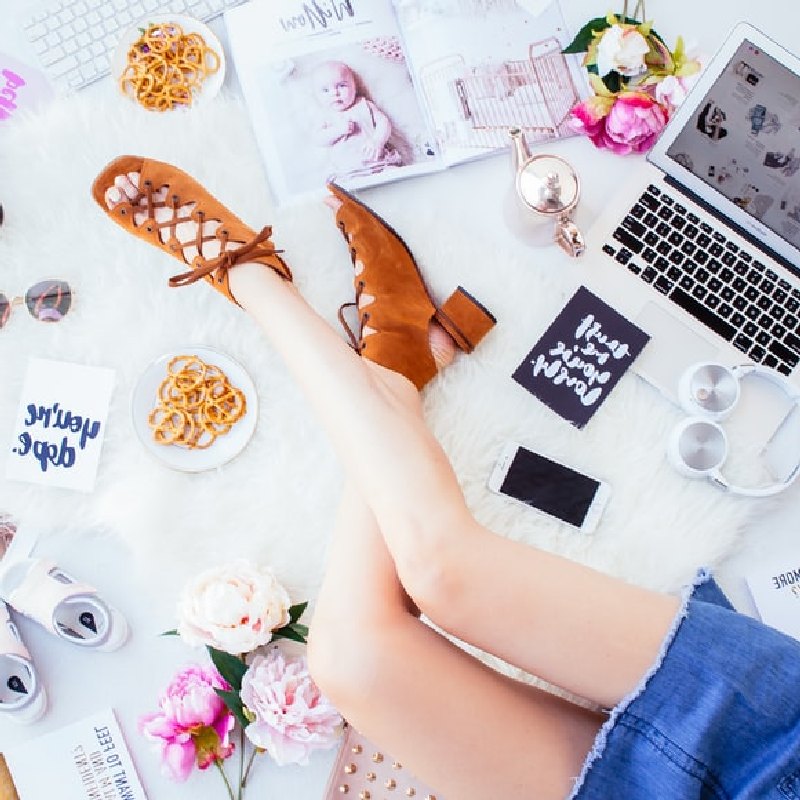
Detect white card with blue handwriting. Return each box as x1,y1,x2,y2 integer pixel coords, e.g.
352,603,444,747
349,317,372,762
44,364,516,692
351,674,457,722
5,358,115,493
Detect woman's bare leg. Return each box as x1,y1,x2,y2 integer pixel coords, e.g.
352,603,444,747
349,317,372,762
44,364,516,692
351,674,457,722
229,262,679,709
311,481,605,800
105,175,679,709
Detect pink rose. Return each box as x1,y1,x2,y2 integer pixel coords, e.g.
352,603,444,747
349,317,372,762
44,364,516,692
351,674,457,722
139,664,235,781
240,649,342,766
570,92,667,155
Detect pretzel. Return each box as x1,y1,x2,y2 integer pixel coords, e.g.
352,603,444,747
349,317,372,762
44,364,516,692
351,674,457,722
148,355,247,450
119,22,221,111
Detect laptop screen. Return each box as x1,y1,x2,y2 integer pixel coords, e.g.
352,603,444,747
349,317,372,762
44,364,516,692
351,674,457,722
665,40,800,252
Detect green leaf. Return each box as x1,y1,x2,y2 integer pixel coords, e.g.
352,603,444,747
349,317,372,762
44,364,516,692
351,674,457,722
592,68,623,94
272,623,308,644
214,687,249,730
160,629,179,637
288,601,308,625
562,17,610,54
588,72,614,97
207,646,248,691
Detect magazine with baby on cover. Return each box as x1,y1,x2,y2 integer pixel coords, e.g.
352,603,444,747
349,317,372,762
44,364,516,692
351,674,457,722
224,0,590,204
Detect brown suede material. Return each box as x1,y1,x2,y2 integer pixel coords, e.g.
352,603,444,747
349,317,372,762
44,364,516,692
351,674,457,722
328,182,496,390
91,156,291,305
434,288,496,353
0,756,18,800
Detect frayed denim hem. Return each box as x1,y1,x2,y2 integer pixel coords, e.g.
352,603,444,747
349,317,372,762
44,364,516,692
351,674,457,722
565,568,713,800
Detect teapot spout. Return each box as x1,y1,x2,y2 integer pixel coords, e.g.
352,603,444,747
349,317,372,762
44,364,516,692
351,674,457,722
509,127,531,173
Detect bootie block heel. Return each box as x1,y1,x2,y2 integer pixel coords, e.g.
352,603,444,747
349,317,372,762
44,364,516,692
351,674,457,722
327,182,496,390
91,155,292,306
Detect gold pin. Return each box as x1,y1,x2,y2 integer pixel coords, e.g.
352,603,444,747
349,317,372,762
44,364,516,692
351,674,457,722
385,778,397,790
352,744,363,754
372,752,384,763
344,763,357,774
338,785,349,794
359,792,371,800
392,761,402,770
366,772,376,782
405,790,416,797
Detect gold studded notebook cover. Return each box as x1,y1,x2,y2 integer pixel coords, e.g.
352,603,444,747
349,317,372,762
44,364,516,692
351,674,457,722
323,725,443,800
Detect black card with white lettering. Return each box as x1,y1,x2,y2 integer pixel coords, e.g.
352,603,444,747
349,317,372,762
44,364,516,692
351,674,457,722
512,287,650,429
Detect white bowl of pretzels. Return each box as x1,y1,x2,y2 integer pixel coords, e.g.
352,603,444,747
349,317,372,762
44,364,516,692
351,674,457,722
111,14,226,112
131,345,257,472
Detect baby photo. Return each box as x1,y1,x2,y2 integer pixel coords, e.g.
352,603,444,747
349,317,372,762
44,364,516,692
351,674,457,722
260,38,437,195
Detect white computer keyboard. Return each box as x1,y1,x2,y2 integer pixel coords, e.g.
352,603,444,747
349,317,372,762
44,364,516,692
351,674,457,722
21,0,249,93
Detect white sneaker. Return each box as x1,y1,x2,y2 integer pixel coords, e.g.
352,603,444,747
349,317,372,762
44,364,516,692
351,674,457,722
0,559,128,652
0,601,46,724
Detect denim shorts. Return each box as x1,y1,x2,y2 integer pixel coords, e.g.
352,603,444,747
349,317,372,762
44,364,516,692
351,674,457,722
569,570,800,799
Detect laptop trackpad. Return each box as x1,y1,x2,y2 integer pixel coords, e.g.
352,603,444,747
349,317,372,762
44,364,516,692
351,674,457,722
633,302,720,400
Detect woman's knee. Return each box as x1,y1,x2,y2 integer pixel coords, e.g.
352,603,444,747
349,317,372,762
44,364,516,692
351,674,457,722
390,517,471,622
307,610,401,711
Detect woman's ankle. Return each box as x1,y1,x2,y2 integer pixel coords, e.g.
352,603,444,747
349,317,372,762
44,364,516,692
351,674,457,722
429,322,456,371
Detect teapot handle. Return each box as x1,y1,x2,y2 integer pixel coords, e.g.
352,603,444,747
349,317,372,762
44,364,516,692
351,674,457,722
555,215,586,258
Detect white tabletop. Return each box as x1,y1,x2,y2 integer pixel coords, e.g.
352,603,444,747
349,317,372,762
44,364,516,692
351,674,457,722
2,0,799,798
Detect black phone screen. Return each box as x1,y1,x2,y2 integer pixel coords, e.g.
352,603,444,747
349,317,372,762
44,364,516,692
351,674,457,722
499,446,600,527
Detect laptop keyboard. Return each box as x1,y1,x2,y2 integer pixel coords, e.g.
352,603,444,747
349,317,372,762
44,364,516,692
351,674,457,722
21,0,249,94
603,184,800,376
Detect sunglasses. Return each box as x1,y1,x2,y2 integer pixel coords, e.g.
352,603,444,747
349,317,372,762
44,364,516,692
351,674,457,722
0,280,73,328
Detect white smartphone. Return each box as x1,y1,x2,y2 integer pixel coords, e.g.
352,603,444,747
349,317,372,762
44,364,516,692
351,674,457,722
487,442,611,535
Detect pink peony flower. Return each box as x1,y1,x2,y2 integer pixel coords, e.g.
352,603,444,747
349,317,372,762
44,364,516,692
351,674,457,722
568,93,615,141
139,664,235,781
240,649,342,766
570,91,667,155
605,92,668,153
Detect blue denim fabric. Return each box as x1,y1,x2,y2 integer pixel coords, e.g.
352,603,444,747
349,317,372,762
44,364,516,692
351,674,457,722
570,571,800,799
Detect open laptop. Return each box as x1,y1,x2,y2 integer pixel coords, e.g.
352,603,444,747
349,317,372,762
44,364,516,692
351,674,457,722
582,22,800,429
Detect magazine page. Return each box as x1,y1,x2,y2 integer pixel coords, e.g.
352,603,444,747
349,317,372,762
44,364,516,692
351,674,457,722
392,0,591,166
225,0,443,205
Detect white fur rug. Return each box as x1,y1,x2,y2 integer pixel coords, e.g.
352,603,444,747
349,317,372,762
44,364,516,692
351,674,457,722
0,92,758,607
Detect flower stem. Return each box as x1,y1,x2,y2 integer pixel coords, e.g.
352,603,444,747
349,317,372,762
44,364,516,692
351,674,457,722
241,747,259,789
215,759,236,800
237,726,245,800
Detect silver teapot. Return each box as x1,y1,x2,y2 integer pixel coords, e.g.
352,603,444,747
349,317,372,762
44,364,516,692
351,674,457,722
505,127,585,257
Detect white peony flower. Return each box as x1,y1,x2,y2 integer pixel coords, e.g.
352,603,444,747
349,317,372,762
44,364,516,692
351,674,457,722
177,559,292,654
596,25,650,78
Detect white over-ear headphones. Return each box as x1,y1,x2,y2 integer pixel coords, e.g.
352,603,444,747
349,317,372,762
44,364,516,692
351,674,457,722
667,362,800,496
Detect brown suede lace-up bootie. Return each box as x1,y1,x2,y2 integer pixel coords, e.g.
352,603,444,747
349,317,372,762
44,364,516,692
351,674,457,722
328,182,496,390
91,156,292,305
